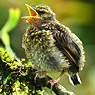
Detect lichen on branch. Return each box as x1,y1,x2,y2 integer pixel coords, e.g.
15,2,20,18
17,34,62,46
0,48,74,95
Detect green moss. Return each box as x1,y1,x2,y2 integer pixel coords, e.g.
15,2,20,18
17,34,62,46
0,48,43,95
6,57,10,62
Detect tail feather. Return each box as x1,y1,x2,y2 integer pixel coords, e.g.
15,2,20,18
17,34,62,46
69,73,81,85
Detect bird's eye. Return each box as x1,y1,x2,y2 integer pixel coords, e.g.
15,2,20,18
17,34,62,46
37,11,45,15
40,11,45,14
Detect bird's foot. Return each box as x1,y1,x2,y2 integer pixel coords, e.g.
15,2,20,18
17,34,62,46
34,71,46,80
48,78,60,93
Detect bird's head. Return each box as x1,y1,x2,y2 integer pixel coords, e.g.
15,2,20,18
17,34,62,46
22,4,56,25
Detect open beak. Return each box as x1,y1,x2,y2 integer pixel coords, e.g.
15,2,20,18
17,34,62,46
21,4,38,22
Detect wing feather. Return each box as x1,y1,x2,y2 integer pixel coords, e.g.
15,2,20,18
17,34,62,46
53,29,80,72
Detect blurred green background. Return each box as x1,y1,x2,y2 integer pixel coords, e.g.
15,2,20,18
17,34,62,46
0,0,95,95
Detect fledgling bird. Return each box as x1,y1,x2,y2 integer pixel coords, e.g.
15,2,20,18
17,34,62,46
22,4,85,87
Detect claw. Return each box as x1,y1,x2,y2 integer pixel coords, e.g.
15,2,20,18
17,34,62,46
48,79,60,94
48,70,65,94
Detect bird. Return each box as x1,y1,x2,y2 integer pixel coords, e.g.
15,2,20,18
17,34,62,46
22,4,85,88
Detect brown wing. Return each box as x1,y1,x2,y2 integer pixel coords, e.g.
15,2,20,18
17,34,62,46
53,29,81,73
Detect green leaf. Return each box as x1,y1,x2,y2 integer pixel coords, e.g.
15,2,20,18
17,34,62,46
4,73,12,85
1,32,10,47
1,8,20,33
0,8,21,47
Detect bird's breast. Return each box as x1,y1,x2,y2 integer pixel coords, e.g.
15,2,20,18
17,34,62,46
22,28,69,72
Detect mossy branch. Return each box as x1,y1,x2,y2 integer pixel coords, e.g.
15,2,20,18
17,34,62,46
0,48,74,95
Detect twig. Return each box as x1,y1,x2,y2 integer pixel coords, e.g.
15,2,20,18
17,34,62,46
0,48,74,95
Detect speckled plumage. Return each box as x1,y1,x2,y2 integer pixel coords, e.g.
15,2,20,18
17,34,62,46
22,4,85,85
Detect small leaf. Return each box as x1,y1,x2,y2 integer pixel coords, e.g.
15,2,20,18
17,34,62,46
4,73,12,85
0,8,21,47
1,8,21,33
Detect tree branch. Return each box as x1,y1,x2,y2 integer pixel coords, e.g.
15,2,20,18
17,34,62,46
0,48,75,95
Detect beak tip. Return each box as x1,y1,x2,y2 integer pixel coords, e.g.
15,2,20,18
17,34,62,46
25,4,28,6
21,17,24,19
25,4,31,8
23,4,38,18
21,17,27,20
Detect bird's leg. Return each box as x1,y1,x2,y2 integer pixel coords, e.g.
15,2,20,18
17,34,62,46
34,71,46,80
48,70,65,93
